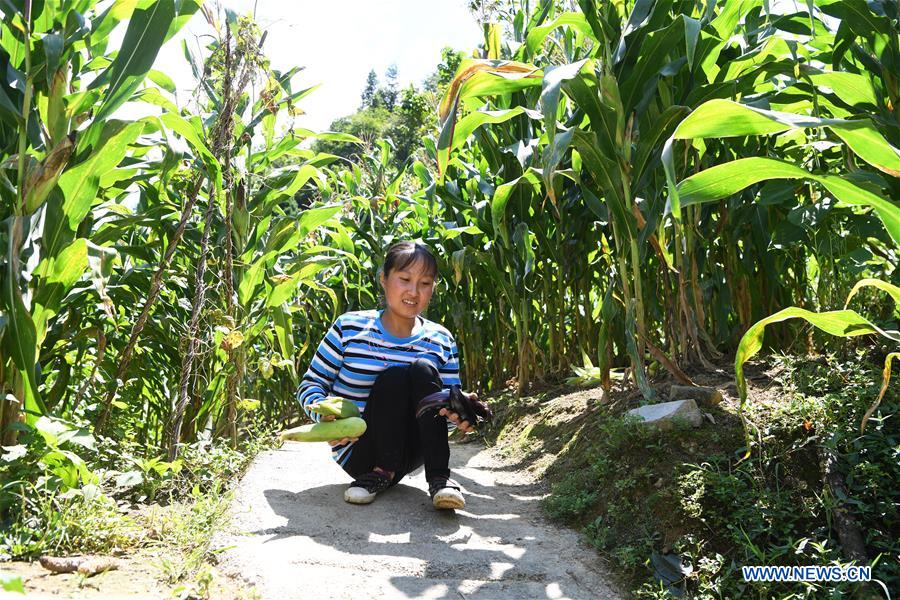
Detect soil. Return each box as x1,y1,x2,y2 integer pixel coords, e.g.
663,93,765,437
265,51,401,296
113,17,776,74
0,547,255,600
1,552,165,599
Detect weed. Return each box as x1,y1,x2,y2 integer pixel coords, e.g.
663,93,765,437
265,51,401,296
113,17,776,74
495,353,898,598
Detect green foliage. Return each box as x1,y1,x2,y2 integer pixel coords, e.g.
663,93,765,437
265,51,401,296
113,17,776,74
318,63,439,166
0,478,141,560
422,47,466,93
0,572,24,593
0,421,278,561
538,353,898,597
0,3,897,597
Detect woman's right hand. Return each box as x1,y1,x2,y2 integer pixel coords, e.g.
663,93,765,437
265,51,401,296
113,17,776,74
321,415,359,447
328,436,358,447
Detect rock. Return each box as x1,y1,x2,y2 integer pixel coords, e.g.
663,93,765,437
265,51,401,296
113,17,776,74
77,557,119,576
626,399,703,429
40,555,86,573
39,555,119,576
669,385,722,406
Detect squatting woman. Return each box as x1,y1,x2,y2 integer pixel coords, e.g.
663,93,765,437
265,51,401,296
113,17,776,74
296,241,488,509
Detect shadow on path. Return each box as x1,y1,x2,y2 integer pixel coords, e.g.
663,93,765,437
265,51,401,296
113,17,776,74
213,442,621,599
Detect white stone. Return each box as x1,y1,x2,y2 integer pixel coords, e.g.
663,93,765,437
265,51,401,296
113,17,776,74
626,399,703,429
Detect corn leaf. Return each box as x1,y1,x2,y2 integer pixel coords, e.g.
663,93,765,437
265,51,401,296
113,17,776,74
492,169,541,246
58,120,144,230
525,12,593,57
32,238,89,344
735,307,900,456
671,157,900,246
806,71,879,108
438,107,538,177
2,219,45,420
844,278,900,310
674,99,900,177
439,59,542,123
82,0,175,150
437,59,542,177
860,352,900,433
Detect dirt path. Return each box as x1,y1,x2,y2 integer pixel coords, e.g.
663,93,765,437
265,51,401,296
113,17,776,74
210,438,623,599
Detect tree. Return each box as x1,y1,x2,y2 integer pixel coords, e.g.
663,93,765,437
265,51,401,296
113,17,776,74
377,63,399,111
385,85,432,164
361,69,379,109
423,47,466,93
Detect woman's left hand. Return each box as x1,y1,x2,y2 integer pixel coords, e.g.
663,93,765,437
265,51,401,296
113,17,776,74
439,392,479,433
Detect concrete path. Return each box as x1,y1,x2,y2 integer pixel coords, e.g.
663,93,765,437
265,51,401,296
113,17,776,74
211,439,622,599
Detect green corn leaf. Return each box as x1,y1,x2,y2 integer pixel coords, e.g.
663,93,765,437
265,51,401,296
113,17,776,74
631,105,689,190
3,216,45,421
238,261,266,307
491,169,541,246
572,130,635,239
58,120,144,230
674,100,900,177
147,68,176,92
541,60,590,148
671,157,900,246
90,0,142,56
159,112,223,201
844,278,900,310
619,18,684,113
711,0,759,40
292,129,363,144
735,307,900,456
806,71,879,108
272,303,295,363
82,0,176,150
674,99,789,138
683,16,701,69
298,203,343,237
438,107,539,178
256,163,328,210
266,274,304,308
437,59,542,176
562,74,619,159
32,238,89,345
524,12,593,57
720,37,797,82
41,33,63,87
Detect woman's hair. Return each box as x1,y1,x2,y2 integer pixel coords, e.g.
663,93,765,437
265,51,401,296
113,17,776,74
382,241,438,280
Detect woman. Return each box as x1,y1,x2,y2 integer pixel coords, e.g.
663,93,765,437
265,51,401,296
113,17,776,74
296,241,487,510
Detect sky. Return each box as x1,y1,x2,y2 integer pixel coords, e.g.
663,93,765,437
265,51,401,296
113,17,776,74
151,0,485,131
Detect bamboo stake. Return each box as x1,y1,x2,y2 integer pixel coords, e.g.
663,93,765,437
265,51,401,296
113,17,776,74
221,28,238,448
166,182,219,460
96,25,261,435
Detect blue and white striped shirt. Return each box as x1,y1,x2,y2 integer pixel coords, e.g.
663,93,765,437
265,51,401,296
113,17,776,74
296,309,461,467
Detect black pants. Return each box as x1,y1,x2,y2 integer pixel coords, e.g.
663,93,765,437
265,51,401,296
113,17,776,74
343,358,451,484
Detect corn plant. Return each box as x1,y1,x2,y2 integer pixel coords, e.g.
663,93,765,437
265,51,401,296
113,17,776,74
426,0,897,398
0,0,201,442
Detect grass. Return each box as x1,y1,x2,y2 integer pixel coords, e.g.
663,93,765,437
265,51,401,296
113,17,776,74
0,415,280,598
482,351,897,599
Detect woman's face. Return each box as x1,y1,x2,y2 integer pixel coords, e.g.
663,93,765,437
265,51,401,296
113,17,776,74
380,259,435,320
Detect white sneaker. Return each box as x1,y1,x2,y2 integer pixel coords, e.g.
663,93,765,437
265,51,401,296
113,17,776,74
344,470,392,504
429,477,466,510
344,486,377,504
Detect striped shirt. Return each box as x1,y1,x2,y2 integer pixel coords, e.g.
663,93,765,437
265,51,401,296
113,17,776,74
296,309,461,467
